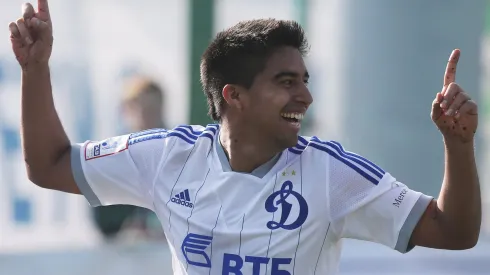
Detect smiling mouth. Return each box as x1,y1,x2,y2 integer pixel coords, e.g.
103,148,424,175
280,112,304,123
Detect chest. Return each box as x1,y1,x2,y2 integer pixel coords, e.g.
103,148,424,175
153,159,331,270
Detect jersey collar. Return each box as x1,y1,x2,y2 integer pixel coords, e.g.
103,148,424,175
214,130,281,178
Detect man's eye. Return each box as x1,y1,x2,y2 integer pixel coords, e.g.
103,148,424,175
282,79,293,86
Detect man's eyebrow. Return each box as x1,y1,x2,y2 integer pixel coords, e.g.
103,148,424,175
273,71,309,79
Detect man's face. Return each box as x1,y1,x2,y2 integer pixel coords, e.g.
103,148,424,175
239,46,313,148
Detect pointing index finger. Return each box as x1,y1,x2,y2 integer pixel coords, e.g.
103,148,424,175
37,0,50,20
444,49,460,87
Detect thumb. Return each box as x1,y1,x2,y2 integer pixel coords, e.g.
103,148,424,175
431,92,444,121
30,17,51,40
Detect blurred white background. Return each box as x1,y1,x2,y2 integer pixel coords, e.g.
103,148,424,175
1,0,490,274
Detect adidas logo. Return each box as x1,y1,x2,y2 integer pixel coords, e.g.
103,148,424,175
171,189,194,208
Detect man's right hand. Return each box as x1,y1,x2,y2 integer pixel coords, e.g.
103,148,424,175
10,0,79,194
9,0,53,70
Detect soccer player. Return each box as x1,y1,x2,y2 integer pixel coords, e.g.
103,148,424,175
9,1,481,274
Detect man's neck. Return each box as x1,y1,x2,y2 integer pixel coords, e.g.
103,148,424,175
219,122,281,173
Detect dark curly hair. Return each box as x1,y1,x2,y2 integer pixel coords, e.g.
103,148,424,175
200,19,309,121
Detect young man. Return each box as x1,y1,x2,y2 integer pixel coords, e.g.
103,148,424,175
9,1,481,274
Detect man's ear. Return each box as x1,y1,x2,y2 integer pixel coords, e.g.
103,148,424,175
222,84,246,110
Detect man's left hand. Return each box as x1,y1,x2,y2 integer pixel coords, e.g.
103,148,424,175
431,49,478,143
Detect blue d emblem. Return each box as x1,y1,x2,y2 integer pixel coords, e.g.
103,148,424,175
265,181,308,230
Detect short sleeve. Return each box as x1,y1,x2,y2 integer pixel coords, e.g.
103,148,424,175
71,129,169,210
326,141,433,253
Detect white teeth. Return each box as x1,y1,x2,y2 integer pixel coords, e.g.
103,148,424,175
281,112,304,120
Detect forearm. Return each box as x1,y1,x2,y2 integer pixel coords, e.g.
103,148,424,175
21,63,71,183
437,139,481,244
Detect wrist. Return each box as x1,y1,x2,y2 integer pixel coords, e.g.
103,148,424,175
443,137,475,154
21,61,50,76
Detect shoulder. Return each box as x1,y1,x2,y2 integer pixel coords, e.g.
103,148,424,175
288,136,386,184
127,124,219,147
118,124,219,169
78,125,219,176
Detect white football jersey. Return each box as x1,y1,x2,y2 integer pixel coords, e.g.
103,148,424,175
71,124,432,275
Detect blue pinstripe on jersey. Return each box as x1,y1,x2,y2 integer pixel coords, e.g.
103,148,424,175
184,169,211,272
161,125,219,254
292,154,304,274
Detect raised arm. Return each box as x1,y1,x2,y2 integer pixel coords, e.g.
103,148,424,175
9,0,80,194
329,50,480,253
410,49,481,249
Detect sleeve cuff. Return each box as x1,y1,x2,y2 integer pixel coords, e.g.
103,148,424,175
71,144,102,207
394,194,433,253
